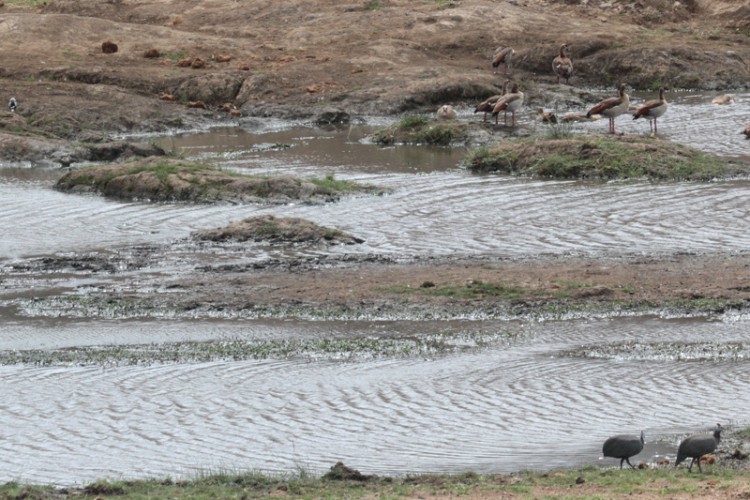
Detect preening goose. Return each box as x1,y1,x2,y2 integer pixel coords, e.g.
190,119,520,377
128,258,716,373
587,83,630,134
537,108,557,124
492,46,514,75
632,87,668,134
552,43,573,84
491,83,524,126
474,80,509,122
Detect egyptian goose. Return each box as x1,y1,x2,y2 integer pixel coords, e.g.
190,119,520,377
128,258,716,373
474,80,509,122
491,83,524,126
742,124,750,138
632,87,668,134
436,104,457,120
552,43,573,84
711,94,733,105
537,108,557,124
492,46,514,75
587,83,630,134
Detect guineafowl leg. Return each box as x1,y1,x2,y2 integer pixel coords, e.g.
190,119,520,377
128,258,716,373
619,458,625,469
696,458,703,473
625,458,636,469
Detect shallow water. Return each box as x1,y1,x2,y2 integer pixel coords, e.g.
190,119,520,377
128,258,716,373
0,317,748,485
1,92,749,485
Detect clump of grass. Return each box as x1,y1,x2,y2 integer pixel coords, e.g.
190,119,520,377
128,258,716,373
466,136,739,181
373,116,467,146
309,173,358,194
364,0,383,10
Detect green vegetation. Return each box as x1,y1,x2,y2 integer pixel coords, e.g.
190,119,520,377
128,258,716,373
310,173,361,194
5,0,48,7
383,279,598,300
373,116,468,146
435,0,460,8
2,464,749,499
465,136,741,181
364,0,383,10
55,158,381,203
0,332,514,366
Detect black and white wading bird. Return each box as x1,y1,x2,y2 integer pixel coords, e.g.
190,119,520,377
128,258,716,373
8,97,17,113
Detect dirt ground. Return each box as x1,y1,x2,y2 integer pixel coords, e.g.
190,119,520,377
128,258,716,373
0,0,748,141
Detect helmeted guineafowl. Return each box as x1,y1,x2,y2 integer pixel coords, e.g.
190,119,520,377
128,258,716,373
602,430,645,469
675,423,722,472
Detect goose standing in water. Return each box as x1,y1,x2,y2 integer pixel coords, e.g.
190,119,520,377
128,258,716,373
632,87,668,134
587,83,630,134
474,80,509,123
492,46,514,75
552,43,573,84
491,83,524,126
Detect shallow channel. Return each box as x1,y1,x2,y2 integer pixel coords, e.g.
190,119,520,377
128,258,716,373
0,91,749,485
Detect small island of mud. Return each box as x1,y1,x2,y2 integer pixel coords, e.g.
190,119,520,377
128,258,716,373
55,157,383,204
193,215,364,245
465,136,743,181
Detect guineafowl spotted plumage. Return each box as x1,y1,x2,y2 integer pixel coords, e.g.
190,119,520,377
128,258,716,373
675,423,722,473
602,431,645,469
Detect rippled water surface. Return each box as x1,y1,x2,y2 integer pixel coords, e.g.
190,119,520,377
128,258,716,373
1,92,749,485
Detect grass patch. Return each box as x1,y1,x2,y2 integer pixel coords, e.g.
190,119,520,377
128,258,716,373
465,136,741,181
4,466,750,499
55,158,382,203
373,116,468,146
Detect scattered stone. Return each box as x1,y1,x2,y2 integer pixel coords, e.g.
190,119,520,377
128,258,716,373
322,462,373,482
700,454,716,464
143,48,160,58
213,53,232,62
101,41,118,54
176,57,194,67
575,476,585,485
731,448,748,460
159,92,176,101
191,57,207,69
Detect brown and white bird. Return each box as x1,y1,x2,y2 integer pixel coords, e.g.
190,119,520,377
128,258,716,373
436,104,457,120
632,87,668,134
711,94,733,105
491,83,524,126
474,81,509,122
552,43,573,84
587,83,630,134
537,107,557,124
492,46,514,75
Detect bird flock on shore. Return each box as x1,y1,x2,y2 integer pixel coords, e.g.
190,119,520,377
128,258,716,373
435,43,746,138
603,423,724,472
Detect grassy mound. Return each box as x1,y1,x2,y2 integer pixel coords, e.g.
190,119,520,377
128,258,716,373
373,116,468,146
55,157,381,203
193,215,363,245
465,136,742,181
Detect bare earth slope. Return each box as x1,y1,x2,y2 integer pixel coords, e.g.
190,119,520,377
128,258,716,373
0,0,748,140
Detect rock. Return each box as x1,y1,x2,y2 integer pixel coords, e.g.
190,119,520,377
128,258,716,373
313,109,350,125
176,57,194,67
175,73,245,104
101,41,118,54
213,53,232,62
322,462,373,481
143,48,160,58
191,57,206,69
